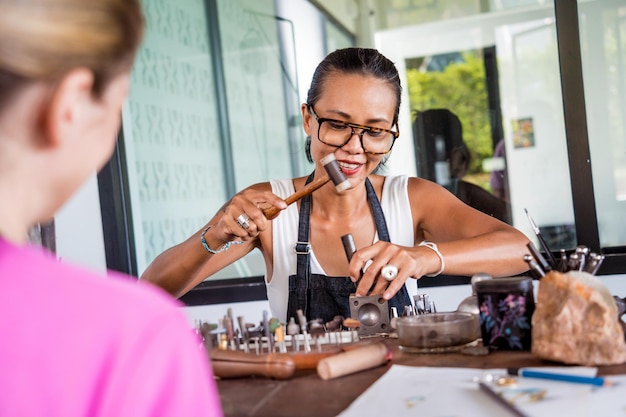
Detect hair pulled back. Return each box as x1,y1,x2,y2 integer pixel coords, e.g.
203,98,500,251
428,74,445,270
306,48,402,124
0,0,144,109
304,48,402,164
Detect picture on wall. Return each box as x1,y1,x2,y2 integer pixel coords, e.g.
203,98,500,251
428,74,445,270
512,117,535,148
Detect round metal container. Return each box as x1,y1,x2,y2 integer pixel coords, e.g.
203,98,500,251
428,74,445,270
396,312,480,353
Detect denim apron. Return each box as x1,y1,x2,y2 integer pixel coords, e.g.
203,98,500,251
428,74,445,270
286,174,411,323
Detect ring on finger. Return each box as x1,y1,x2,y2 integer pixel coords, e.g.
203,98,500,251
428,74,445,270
236,213,251,230
381,264,398,281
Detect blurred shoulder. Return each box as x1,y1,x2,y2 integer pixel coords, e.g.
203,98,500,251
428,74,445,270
245,181,273,192
376,174,440,197
405,175,449,198
0,241,183,318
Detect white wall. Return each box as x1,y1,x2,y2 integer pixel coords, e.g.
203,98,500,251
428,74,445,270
495,17,574,236
55,174,107,273
184,300,271,326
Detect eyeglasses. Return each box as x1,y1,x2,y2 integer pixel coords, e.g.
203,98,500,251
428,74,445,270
308,105,399,155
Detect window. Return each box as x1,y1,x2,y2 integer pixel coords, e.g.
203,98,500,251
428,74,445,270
98,0,624,307
377,0,625,276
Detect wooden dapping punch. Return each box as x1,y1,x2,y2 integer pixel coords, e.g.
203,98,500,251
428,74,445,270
263,153,351,219
316,341,392,380
210,347,343,379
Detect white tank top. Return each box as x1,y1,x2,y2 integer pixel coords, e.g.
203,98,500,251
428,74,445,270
268,175,416,321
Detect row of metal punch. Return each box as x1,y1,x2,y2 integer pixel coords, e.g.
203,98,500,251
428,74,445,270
195,291,439,355
195,308,361,355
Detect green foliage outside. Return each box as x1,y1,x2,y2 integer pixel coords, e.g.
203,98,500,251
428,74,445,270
406,52,493,177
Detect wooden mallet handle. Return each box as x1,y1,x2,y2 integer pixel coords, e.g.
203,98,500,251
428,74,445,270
210,349,296,380
262,154,349,220
262,175,330,219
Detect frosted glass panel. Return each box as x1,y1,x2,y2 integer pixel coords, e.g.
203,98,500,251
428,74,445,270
217,0,293,191
121,0,306,280
123,0,227,275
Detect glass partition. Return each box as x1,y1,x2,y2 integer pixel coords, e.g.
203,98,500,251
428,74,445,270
122,0,227,275
579,0,626,249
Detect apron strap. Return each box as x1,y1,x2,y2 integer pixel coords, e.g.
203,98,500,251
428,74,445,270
293,172,316,317
293,175,411,319
365,178,390,242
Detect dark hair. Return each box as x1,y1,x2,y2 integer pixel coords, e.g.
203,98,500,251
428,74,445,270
306,48,402,123
305,48,402,163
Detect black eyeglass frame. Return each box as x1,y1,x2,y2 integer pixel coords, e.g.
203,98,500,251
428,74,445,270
307,104,400,155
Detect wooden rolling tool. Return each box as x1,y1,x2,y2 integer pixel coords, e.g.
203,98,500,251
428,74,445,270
210,346,343,379
210,349,296,380
287,347,342,370
262,153,350,220
316,341,392,380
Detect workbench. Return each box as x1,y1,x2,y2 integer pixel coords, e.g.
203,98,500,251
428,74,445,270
215,338,626,417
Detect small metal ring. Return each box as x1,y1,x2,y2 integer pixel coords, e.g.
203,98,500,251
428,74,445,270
381,264,398,281
236,213,250,230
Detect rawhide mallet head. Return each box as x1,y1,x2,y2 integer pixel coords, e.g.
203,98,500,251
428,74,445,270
263,153,351,219
319,153,351,192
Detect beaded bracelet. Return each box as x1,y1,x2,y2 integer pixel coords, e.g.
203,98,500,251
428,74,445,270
418,241,445,277
200,225,243,254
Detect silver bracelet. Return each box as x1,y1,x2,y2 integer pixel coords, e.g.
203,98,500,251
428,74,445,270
200,225,243,254
418,241,445,277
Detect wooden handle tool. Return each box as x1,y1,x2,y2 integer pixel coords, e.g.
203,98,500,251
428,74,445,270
210,349,296,380
263,175,331,219
263,153,350,220
316,342,392,380
287,347,342,370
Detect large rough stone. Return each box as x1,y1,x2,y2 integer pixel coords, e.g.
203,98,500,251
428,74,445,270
532,271,626,365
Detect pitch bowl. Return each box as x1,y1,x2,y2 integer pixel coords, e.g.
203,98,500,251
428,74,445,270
396,312,480,353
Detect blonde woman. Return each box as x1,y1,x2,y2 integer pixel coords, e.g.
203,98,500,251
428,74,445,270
0,1,222,415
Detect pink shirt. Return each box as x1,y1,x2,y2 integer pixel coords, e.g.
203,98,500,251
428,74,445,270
0,238,223,416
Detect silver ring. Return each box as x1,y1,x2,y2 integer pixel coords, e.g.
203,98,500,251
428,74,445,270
381,264,398,281
236,213,250,230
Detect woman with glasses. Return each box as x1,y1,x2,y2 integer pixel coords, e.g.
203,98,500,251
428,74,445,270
142,48,529,324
